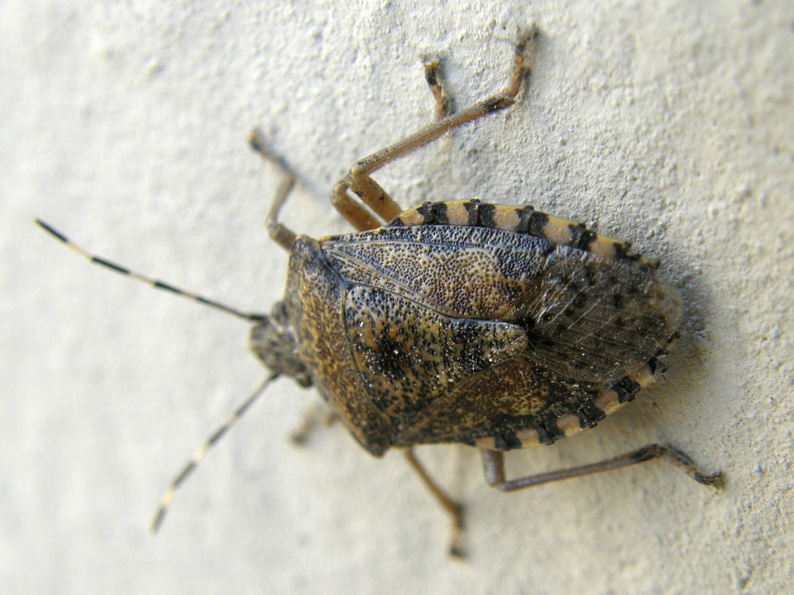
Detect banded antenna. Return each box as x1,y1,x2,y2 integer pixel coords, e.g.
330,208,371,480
35,219,265,322
35,219,278,532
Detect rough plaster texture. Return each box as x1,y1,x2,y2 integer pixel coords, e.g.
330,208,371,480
2,1,792,593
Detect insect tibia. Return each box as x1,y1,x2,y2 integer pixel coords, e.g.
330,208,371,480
34,219,264,323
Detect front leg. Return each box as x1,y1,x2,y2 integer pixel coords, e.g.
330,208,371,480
248,129,298,251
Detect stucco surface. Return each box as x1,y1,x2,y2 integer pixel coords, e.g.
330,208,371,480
2,1,792,593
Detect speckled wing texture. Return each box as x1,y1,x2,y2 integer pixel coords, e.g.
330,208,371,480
319,222,681,450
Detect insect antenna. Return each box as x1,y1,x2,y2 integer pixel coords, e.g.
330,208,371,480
35,219,280,530
151,373,280,533
34,219,266,323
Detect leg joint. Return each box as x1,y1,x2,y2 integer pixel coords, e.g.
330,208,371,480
484,96,515,113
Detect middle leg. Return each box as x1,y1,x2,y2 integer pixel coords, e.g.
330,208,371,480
403,448,465,557
331,27,538,231
423,59,451,119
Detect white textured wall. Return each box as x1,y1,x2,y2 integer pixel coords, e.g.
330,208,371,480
2,1,792,593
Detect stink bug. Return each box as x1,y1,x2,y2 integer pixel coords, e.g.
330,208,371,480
37,28,720,557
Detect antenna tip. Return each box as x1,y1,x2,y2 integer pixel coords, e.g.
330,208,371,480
150,508,166,534
34,219,68,243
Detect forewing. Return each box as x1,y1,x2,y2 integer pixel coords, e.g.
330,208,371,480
514,246,682,383
321,225,548,320
323,226,680,385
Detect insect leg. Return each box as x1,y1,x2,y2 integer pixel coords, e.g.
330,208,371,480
326,55,456,230
331,26,537,229
423,59,451,119
481,445,722,492
289,401,338,446
248,129,299,251
332,174,399,231
403,448,465,558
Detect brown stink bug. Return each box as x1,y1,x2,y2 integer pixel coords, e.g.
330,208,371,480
36,28,720,556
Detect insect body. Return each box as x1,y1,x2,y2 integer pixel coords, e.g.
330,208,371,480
37,29,720,556
275,204,681,457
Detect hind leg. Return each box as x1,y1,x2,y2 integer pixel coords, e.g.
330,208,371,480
481,445,722,492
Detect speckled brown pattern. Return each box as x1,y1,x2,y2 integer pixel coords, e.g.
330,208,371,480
284,237,393,456
272,204,682,456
